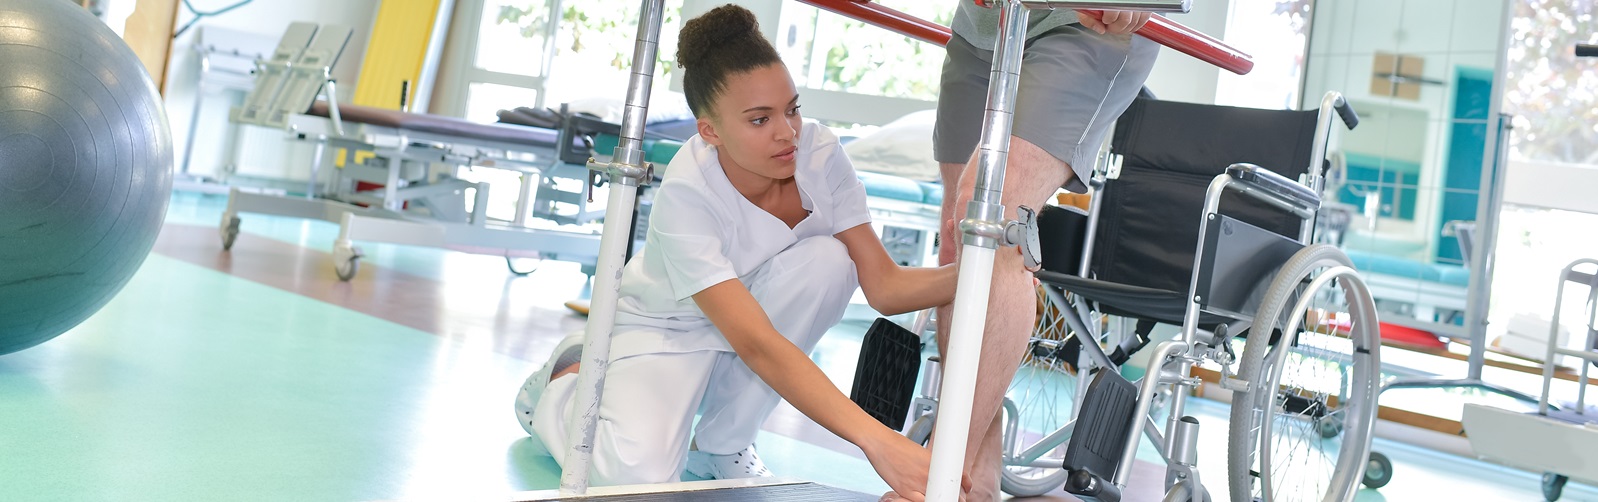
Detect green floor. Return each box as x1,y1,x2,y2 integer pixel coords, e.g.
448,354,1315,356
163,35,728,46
0,254,552,499
3,191,1595,501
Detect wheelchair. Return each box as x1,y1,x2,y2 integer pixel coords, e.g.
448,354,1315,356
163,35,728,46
908,93,1381,502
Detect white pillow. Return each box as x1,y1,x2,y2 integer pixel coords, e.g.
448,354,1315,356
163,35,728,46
565,91,695,124
843,109,939,182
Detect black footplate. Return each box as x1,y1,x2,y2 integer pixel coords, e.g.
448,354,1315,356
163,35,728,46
848,318,922,431
1062,369,1140,502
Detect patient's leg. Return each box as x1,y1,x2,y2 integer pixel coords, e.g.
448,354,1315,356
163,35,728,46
936,137,1071,500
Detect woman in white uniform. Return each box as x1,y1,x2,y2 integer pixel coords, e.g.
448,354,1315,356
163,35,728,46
514,5,962,500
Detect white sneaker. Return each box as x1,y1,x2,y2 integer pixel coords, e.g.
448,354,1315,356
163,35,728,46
514,333,585,456
685,444,775,479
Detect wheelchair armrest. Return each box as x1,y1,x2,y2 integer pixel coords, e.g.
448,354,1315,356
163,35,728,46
1226,163,1320,212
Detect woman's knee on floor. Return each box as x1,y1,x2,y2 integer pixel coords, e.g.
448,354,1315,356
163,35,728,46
587,423,691,486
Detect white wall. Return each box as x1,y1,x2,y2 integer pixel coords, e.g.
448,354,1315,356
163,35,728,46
1143,2,1232,105
164,0,380,183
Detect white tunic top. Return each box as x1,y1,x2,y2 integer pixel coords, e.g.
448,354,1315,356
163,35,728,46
608,122,872,360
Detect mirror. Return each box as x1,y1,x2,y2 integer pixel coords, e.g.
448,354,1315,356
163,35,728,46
1300,0,1510,332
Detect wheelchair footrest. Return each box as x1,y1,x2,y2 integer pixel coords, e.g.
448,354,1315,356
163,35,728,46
1065,469,1123,502
1062,369,1139,495
848,318,922,431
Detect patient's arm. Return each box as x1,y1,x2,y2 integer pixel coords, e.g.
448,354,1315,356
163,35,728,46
835,224,956,316
692,281,961,500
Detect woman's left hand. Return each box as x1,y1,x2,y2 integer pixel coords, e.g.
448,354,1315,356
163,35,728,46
859,429,970,502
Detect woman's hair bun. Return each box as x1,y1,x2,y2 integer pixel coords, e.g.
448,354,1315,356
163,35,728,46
676,4,761,70
676,4,781,117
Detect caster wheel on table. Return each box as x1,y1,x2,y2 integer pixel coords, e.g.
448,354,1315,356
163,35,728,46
333,243,363,282
1544,472,1568,501
221,216,241,250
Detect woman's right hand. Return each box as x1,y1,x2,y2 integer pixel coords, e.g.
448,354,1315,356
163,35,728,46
860,428,970,502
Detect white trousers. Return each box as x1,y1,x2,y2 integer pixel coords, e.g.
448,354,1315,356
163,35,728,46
532,236,859,485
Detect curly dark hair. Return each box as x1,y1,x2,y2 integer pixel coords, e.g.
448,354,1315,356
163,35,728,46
676,4,782,118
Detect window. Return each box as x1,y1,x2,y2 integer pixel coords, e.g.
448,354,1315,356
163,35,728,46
1502,0,1598,164
466,0,560,110
477,0,555,77
448,0,687,223
464,82,539,123
1215,0,1311,110
777,0,950,102
1489,0,1598,329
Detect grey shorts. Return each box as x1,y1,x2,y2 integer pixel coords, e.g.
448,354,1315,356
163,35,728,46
934,24,1159,193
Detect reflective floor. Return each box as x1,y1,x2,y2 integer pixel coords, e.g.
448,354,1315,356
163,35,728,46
0,191,1591,501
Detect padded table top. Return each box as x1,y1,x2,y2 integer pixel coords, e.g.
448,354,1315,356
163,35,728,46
855,171,944,205
1345,250,1471,288
308,101,569,149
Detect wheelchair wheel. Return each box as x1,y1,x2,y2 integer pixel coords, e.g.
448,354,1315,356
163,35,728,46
1226,244,1381,502
999,285,1082,497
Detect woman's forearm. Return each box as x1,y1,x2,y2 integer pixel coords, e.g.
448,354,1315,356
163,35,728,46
737,338,893,448
693,281,895,453
867,264,957,315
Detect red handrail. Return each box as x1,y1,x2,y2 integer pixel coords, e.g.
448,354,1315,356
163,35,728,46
797,0,952,46
1077,9,1253,75
794,0,1254,75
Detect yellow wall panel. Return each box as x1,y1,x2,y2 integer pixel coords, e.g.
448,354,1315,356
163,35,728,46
354,0,444,109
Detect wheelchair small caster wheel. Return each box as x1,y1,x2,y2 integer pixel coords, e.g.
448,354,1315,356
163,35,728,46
333,243,363,282
905,414,933,446
1544,472,1568,501
1318,415,1343,439
1362,451,1392,488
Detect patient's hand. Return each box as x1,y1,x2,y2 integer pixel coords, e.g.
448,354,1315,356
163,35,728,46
1080,10,1151,35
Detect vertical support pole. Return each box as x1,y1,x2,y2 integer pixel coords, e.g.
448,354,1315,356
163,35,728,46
513,170,535,227
308,139,327,200
559,0,664,494
180,51,210,177
471,182,490,227
1465,0,1515,381
925,1,1027,500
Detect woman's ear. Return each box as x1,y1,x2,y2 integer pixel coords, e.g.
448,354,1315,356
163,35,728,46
697,117,722,147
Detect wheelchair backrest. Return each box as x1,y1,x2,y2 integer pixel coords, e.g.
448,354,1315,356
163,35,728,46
1091,99,1321,295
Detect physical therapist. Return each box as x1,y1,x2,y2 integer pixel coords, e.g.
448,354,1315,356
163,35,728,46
514,5,961,501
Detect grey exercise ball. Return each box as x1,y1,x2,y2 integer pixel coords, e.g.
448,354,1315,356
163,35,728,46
0,0,174,355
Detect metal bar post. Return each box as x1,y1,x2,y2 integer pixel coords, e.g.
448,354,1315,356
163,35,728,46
926,1,1027,499
559,0,663,494
1116,340,1187,486
180,51,210,177
1464,0,1515,380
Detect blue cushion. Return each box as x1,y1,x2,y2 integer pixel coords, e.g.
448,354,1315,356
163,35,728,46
919,182,943,206
856,171,926,203
1344,250,1471,288
1435,266,1472,288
